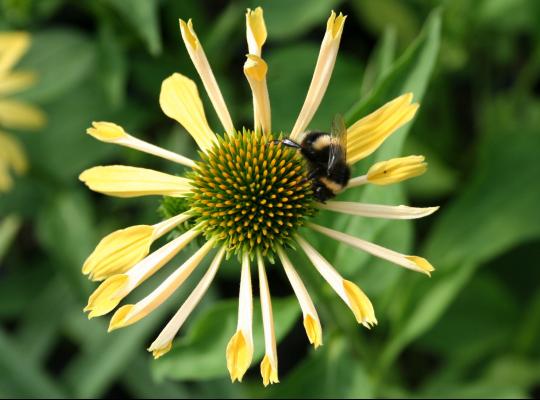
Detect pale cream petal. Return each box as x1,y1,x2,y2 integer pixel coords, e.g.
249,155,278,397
82,213,191,281
87,122,195,168
319,201,439,220
244,54,271,133
277,246,322,348
367,155,427,185
227,253,254,382
179,20,234,134
0,32,30,75
290,11,347,141
0,100,46,130
347,175,368,188
160,73,217,151
308,222,435,276
79,165,192,198
0,72,36,95
246,7,267,56
148,246,226,358
257,253,279,386
347,94,419,164
109,238,215,330
295,234,377,328
84,227,201,318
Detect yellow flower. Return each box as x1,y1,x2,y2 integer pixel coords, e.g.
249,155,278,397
0,32,46,192
80,9,437,386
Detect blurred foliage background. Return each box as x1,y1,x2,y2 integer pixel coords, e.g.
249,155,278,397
1,0,540,398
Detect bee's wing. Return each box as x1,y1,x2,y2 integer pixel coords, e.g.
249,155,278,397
327,114,347,173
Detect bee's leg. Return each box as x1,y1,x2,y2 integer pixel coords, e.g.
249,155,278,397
307,167,321,180
273,138,301,149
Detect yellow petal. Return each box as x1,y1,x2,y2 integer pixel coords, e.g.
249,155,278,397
0,165,13,192
79,165,192,198
0,131,27,174
159,73,217,152
86,121,195,167
347,94,419,164
84,274,129,318
290,11,346,140
343,280,377,328
147,247,225,358
108,304,134,331
179,20,234,135
108,239,214,331
303,314,323,348
246,7,267,56
405,256,435,276
0,71,36,95
82,225,154,280
260,354,279,387
150,341,172,359
226,330,252,383
367,155,427,185
244,54,271,133
86,121,127,141
0,100,46,130
0,32,30,75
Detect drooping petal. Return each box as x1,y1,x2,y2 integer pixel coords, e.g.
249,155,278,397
290,11,347,141
244,54,271,133
159,73,217,151
179,20,235,134
0,100,46,130
148,246,226,358
87,122,195,167
296,235,377,328
257,253,279,386
277,247,322,348
318,201,439,220
0,71,36,95
108,239,215,331
82,213,191,281
308,222,435,276
226,253,254,383
79,165,192,198
0,32,30,75
367,155,427,185
246,7,267,56
84,227,201,318
347,93,419,164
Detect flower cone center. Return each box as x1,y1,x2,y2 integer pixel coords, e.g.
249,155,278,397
188,130,315,256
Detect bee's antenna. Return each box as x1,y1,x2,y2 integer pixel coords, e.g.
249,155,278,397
274,138,301,149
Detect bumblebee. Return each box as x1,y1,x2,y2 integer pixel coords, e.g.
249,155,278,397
279,115,350,202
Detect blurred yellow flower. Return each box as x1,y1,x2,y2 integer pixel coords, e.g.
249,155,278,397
0,32,45,192
80,8,437,386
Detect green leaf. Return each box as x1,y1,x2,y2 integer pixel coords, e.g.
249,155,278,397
360,26,397,98
261,337,373,398
0,329,66,398
376,99,540,380
351,0,419,46
106,0,162,55
98,22,127,108
15,29,96,103
35,190,96,297
152,296,301,381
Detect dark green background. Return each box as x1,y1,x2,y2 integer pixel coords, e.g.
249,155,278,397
1,0,540,398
